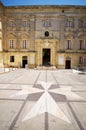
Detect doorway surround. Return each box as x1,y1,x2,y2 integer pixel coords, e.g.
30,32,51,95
35,39,58,67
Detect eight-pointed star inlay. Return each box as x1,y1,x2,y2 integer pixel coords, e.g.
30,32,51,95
10,81,84,123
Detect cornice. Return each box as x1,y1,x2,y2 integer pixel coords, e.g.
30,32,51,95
4,5,86,9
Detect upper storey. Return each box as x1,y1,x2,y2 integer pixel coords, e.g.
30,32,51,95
3,5,86,16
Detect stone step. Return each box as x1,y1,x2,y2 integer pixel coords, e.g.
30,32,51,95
36,66,56,70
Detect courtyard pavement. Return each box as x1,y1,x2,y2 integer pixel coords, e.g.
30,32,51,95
0,68,86,130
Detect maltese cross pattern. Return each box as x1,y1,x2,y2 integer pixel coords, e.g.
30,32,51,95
11,81,83,123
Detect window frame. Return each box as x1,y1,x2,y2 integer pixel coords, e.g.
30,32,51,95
22,20,28,27
66,19,74,27
79,57,84,64
44,19,50,27
9,20,14,28
79,20,83,28
67,40,71,49
10,56,14,62
9,39,14,49
22,39,27,49
79,40,84,50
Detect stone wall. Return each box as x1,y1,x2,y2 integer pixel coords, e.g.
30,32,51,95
0,3,86,68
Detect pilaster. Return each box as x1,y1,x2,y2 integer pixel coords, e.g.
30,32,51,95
0,19,2,51
59,15,65,50
30,16,35,50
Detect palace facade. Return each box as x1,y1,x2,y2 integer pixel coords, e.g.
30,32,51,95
0,2,86,68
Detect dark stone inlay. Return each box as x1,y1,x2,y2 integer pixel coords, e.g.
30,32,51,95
28,92,43,101
33,84,43,89
72,90,86,92
34,72,41,84
0,82,35,85
51,72,60,87
0,88,22,91
67,102,84,130
0,98,25,101
69,100,86,102
9,97,28,130
49,92,67,102
45,112,49,130
49,84,59,90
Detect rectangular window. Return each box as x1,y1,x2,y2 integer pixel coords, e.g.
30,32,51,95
22,40,27,49
9,21,14,28
23,21,27,27
79,40,85,50
10,56,14,62
67,40,71,49
9,40,14,49
44,20,50,27
79,57,84,64
79,20,83,28
66,19,74,27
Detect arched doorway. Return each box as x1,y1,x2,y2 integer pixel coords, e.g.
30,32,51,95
22,56,28,68
65,58,71,69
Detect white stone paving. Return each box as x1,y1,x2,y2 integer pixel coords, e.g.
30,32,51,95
0,69,86,130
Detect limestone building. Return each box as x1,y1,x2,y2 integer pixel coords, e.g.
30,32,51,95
0,1,86,68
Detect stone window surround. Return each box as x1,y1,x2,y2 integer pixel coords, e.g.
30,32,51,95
22,39,27,49
79,40,85,50
79,56,84,64
9,39,15,49
10,56,14,62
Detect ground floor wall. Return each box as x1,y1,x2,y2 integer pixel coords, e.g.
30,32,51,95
0,52,36,68
57,53,86,69
0,52,85,69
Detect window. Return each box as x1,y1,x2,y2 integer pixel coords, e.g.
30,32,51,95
9,40,14,49
67,40,71,49
44,19,50,27
10,56,14,62
66,19,74,27
45,31,49,37
22,21,28,27
79,57,84,64
79,40,84,50
9,21,14,28
22,40,27,49
79,20,83,28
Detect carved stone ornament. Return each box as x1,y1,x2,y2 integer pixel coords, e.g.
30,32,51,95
44,40,49,47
